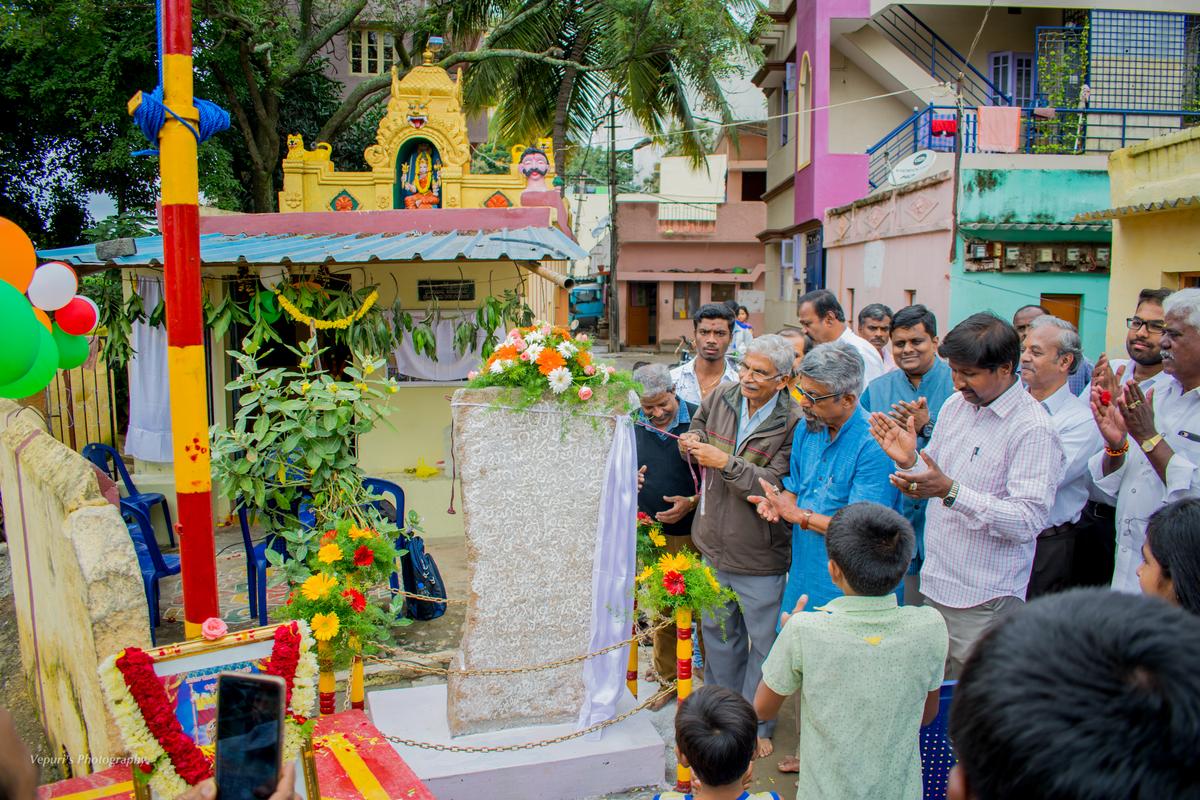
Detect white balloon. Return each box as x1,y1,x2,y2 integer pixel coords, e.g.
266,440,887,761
27,261,78,311
260,265,289,290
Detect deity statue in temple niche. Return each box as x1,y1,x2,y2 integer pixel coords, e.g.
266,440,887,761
400,141,442,209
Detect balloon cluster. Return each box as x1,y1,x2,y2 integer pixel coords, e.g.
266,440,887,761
0,218,101,399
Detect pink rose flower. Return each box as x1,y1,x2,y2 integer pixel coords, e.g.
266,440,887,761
575,333,589,342
606,365,616,374
578,386,593,401
514,338,527,352
467,370,479,380
520,351,532,361
201,617,228,640
539,324,552,336
584,364,596,376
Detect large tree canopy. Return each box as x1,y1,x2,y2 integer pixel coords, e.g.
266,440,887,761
0,0,764,234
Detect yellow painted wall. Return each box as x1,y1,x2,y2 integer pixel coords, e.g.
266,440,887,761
1101,127,1200,352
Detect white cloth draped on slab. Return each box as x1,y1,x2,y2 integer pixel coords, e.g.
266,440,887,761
577,415,638,732
388,311,485,381
125,277,173,462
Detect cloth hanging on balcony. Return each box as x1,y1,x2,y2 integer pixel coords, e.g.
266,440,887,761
978,106,1022,153
930,118,957,137
125,277,174,463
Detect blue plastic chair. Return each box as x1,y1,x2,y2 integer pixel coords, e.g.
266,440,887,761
362,477,407,606
920,680,957,800
237,503,290,626
121,500,181,644
85,443,175,546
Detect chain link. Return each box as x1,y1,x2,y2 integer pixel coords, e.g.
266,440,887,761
366,619,671,677
381,684,677,753
389,588,467,605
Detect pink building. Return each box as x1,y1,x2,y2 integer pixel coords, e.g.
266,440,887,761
615,134,768,347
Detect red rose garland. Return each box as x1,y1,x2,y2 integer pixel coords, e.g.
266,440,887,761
114,622,305,786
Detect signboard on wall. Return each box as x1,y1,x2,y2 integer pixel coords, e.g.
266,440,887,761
737,290,765,313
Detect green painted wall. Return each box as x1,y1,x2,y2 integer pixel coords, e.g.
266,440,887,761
950,168,1112,355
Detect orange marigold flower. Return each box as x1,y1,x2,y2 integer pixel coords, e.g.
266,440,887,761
576,350,592,368
536,348,566,376
492,344,518,361
552,326,571,339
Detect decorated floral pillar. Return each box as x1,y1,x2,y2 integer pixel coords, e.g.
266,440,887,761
626,602,639,699
318,640,336,716
674,606,693,793
350,636,365,710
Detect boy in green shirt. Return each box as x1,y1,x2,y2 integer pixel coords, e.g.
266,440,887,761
754,502,948,800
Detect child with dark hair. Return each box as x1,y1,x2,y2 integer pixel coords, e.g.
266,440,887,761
754,502,947,800
655,685,781,800
948,588,1200,800
1139,497,1200,615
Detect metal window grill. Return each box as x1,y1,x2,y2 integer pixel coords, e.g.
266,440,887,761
1088,10,1191,111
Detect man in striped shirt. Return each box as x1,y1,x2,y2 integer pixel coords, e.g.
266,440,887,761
869,313,1064,676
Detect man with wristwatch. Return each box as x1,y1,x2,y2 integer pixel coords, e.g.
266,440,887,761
1088,288,1200,594
869,313,1062,677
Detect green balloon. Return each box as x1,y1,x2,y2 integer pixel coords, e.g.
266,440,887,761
255,291,282,325
0,324,58,399
0,281,41,384
53,323,89,371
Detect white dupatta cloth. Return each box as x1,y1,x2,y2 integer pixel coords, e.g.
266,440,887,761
125,277,173,462
577,414,638,732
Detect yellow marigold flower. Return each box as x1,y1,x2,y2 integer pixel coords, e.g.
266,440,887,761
387,385,398,394
348,526,374,540
363,363,376,375
648,528,666,547
301,572,337,601
637,566,654,583
317,543,342,564
298,382,310,394
658,552,692,573
329,384,338,392
705,567,721,592
310,612,340,642
355,382,368,391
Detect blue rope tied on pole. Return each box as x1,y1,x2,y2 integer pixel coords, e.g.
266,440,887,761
131,0,230,157
131,87,231,156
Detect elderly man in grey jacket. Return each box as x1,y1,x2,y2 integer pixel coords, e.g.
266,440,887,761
679,333,801,757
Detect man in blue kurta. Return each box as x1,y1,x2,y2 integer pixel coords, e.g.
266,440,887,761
860,304,955,569
752,341,900,614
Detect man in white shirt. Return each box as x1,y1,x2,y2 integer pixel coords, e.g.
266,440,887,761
670,303,740,406
869,312,1063,677
797,289,884,388
1091,287,1174,395
857,303,898,373
1089,288,1200,594
1019,316,1103,597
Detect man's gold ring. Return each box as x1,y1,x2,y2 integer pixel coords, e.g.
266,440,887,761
908,482,918,493
1129,400,1143,409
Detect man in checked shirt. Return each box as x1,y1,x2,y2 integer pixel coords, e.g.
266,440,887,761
869,313,1064,677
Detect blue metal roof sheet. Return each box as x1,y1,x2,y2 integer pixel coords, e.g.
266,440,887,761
37,227,588,267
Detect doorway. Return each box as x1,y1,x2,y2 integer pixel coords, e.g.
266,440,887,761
1040,293,1082,329
627,282,658,346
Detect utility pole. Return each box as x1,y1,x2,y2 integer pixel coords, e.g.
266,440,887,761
155,0,219,638
607,91,620,352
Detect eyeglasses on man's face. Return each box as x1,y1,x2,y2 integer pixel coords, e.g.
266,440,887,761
794,385,840,403
1126,316,1166,334
736,361,782,382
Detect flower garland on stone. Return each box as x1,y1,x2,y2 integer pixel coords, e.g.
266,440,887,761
465,322,639,409
636,547,739,622
98,621,317,798
275,290,379,330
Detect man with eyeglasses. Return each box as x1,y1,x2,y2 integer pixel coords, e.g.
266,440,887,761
671,303,740,406
678,334,800,759
1089,288,1200,594
1075,288,1173,587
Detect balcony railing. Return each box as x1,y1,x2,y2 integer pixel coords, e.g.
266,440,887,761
657,202,719,234
873,5,1010,108
866,104,1200,187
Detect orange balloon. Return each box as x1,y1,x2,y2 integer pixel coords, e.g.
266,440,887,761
0,217,36,292
32,307,51,332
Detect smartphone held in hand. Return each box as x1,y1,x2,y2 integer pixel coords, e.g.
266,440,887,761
215,673,287,800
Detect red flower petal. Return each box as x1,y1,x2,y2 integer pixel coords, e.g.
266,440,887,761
353,545,375,567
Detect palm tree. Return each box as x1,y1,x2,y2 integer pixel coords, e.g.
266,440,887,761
452,0,764,178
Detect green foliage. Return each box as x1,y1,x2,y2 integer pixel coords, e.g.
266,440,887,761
1032,22,1089,155
471,140,512,175
636,547,737,621
83,211,159,243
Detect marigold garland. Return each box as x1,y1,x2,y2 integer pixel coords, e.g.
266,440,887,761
276,290,379,330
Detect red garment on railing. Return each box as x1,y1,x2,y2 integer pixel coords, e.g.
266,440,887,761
930,118,957,136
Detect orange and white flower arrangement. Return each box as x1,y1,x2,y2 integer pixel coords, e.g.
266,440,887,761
467,322,636,407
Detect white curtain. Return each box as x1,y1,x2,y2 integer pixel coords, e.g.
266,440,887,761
389,311,486,381
577,416,638,731
125,277,173,462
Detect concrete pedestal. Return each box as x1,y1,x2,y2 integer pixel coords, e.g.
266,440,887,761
367,684,665,800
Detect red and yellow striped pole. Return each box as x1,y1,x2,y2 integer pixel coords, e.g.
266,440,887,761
319,640,336,715
674,606,693,793
350,636,365,710
142,0,218,639
626,600,638,699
